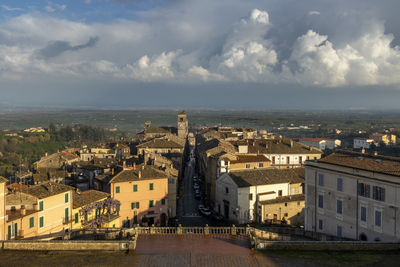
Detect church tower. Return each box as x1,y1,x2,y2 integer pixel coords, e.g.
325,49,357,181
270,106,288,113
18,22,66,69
177,111,188,138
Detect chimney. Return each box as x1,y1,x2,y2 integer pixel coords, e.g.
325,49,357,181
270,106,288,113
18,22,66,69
133,163,136,170
33,203,39,211
20,205,26,216
138,171,142,179
374,151,378,156
112,168,114,175
361,147,366,154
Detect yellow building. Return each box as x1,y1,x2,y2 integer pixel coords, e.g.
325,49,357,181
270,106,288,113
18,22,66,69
72,190,120,230
20,182,74,237
110,164,169,227
0,176,8,240
259,194,305,226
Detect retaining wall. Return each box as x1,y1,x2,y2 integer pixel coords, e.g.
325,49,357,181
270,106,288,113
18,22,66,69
2,240,135,251
256,241,400,251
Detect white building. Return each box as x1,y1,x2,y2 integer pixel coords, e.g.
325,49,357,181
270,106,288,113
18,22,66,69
353,138,375,149
305,151,400,242
216,168,304,224
299,138,341,151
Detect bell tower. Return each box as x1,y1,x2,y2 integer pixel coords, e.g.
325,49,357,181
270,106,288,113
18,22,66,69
177,111,188,138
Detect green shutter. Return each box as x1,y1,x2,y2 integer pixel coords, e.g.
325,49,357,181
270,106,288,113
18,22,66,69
65,193,69,203
74,213,79,223
116,186,120,193
161,198,165,205
149,200,154,207
7,225,11,239
133,184,138,192
131,203,134,209
84,213,88,221
136,202,140,209
14,223,17,236
116,204,120,212
39,201,43,211
29,217,34,228
149,183,154,190
39,217,44,228
65,208,69,221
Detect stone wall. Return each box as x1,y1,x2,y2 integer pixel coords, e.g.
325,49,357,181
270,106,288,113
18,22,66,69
2,240,135,251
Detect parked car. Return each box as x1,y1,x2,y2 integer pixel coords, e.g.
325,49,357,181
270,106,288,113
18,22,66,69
199,207,211,216
193,183,200,190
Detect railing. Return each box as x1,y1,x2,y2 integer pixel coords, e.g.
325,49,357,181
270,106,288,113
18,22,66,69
134,225,249,236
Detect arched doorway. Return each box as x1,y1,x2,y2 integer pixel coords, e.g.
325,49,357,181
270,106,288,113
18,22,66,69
359,233,368,241
160,213,167,226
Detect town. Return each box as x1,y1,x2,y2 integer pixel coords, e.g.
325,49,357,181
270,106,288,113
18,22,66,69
0,110,399,246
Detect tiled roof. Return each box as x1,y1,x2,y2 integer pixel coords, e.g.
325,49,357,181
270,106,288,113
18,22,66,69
136,138,183,149
229,168,305,188
259,194,305,205
230,155,270,164
316,151,400,177
110,164,167,183
21,182,74,199
73,190,110,209
299,138,335,142
230,139,322,155
145,126,171,134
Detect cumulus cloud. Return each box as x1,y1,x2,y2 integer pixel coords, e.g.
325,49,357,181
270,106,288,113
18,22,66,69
1,2,400,89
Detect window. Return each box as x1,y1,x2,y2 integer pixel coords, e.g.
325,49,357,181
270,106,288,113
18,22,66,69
149,200,154,207
318,174,324,186
272,156,275,164
39,201,44,211
161,198,166,205
278,190,282,197
246,163,250,169
74,213,79,223
258,163,264,168
29,217,34,228
225,187,229,194
116,186,120,194
149,183,154,190
360,206,367,222
337,178,343,192
318,219,323,230
372,186,385,202
131,203,135,209
284,213,288,217
337,225,342,237
299,156,303,163
249,194,253,200
65,208,69,221
358,183,370,198
318,194,324,209
65,193,69,203
375,210,382,227
337,199,343,215
133,184,138,192
39,216,44,228
116,204,120,212
136,202,140,209
285,203,288,207
286,156,290,164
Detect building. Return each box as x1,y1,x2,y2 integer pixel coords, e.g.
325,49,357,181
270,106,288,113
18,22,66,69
72,190,120,230
80,148,116,161
110,165,169,227
177,111,189,139
258,194,305,226
353,138,375,149
34,151,79,171
216,168,305,224
305,151,400,241
0,176,8,240
136,136,185,160
370,133,397,146
298,138,341,151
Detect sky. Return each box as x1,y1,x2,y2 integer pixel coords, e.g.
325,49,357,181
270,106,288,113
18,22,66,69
1,0,400,109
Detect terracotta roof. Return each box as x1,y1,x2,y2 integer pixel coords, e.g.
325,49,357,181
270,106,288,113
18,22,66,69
230,155,271,164
145,126,171,134
7,183,28,192
110,164,167,183
228,168,305,188
136,138,183,149
21,182,74,199
73,190,110,209
316,151,400,177
230,139,322,155
7,210,36,222
259,194,305,205
0,176,8,183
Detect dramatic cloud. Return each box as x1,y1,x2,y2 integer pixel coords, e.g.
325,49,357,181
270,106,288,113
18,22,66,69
0,0,400,90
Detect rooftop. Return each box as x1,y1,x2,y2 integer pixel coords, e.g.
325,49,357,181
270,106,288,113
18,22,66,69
299,138,336,142
110,164,167,183
73,190,110,209
316,150,400,177
0,176,8,183
21,182,74,199
230,155,270,164
228,168,305,187
230,139,322,155
259,194,305,205
136,138,184,149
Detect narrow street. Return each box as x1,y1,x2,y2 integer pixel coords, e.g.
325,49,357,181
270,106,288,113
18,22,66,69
178,147,211,226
